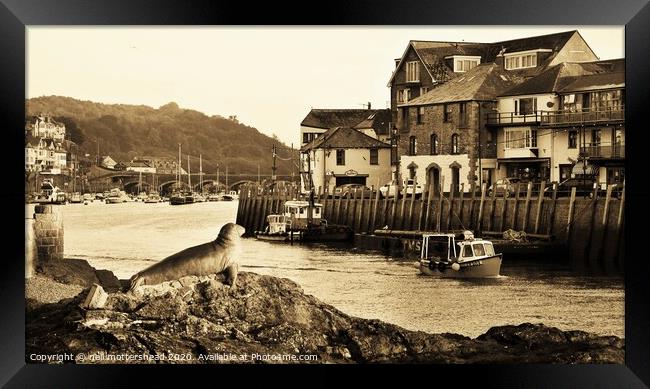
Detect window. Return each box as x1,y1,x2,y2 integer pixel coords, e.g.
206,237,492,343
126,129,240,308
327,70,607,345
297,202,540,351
505,53,537,70
591,129,602,146
336,149,345,165
443,104,452,122
303,132,310,144
451,134,459,154
406,61,420,82
417,107,424,124
408,166,416,180
505,128,537,149
590,90,624,111
409,136,417,156
420,87,429,95
568,131,578,149
515,98,537,115
401,108,409,129
462,245,473,257
473,243,486,256
459,102,468,126
484,243,495,256
369,148,378,165
398,89,411,103
455,59,479,72
430,133,438,155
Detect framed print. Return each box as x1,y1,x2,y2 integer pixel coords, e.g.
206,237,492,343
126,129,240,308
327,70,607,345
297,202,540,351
2,0,649,387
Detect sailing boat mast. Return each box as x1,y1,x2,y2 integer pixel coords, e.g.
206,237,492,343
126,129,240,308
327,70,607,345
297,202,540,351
187,155,192,190
177,143,181,190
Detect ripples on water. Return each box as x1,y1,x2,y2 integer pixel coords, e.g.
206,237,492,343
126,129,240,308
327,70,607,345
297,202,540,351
59,201,624,338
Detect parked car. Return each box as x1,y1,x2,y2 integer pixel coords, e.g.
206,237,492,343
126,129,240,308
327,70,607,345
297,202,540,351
402,179,424,197
545,178,623,198
379,181,399,199
333,184,374,198
487,177,524,197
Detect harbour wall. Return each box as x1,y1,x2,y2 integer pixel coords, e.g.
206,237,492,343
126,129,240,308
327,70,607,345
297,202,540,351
236,182,625,272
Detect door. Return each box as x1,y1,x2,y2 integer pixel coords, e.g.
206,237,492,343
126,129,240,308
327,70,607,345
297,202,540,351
427,167,440,194
451,166,460,193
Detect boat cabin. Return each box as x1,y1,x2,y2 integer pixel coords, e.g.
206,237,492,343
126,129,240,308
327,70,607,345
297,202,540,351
421,231,497,264
283,200,324,229
265,214,290,235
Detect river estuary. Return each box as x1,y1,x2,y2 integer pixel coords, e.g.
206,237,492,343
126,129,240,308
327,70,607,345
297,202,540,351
58,200,624,338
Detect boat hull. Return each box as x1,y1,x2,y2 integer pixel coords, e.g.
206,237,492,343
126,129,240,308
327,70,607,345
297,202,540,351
255,233,290,242
419,254,502,278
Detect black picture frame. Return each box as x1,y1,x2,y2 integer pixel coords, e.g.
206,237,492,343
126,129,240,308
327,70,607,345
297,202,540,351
2,0,648,387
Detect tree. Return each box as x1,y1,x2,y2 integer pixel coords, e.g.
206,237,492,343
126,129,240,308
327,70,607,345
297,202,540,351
55,116,85,145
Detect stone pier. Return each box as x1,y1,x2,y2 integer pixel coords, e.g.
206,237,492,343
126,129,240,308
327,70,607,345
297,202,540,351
30,204,64,267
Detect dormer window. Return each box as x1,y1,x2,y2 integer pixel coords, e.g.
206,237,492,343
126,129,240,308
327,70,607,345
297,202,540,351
446,55,481,73
406,61,420,82
503,49,550,70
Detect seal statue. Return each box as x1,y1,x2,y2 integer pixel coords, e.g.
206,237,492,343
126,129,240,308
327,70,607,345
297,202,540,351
129,223,246,291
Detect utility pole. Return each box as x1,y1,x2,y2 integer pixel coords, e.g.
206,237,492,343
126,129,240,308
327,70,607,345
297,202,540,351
217,164,220,193
290,143,295,184
272,144,277,183
257,164,261,184
199,154,203,194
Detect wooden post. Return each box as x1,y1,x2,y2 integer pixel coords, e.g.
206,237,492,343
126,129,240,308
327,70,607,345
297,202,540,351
468,184,476,229
616,182,625,270
458,183,465,229
566,186,577,241
546,182,558,235
357,187,366,232
498,187,507,232
424,182,434,231
476,183,487,233
391,186,399,229
533,180,546,234
371,179,381,232
487,183,496,231
417,182,427,231
597,184,614,266
511,183,521,230
585,186,600,268
436,176,445,232
522,181,532,232
398,183,408,228
408,176,417,230
446,186,455,231
335,191,343,224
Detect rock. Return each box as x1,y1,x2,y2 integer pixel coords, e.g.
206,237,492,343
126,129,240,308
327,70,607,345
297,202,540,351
25,271,625,364
81,284,108,309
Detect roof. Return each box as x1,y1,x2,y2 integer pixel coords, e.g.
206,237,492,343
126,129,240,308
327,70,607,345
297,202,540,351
301,109,385,130
388,30,582,86
557,71,625,93
487,30,578,60
352,109,392,135
400,63,523,106
301,127,391,151
499,62,612,97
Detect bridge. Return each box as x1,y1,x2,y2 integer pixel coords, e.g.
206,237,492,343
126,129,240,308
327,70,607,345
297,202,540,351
86,170,296,194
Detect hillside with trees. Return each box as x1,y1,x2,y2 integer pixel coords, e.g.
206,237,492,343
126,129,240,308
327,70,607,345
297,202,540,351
26,96,298,176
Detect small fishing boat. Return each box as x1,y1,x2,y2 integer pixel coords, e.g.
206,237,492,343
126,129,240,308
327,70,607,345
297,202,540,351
255,214,292,242
33,179,67,205
418,231,502,278
105,188,128,204
255,200,353,242
207,193,221,201
145,193,162,203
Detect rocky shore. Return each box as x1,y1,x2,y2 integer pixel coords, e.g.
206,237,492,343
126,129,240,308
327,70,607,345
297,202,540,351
26,259,624,364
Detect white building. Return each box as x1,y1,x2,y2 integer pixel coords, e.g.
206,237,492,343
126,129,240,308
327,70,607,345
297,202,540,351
25,115,66,141
300,127,392,194
25,136,67,173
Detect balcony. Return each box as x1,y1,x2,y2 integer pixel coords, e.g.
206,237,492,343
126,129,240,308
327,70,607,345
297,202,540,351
539,107,624,127
580,144,625,159
486,111,543,126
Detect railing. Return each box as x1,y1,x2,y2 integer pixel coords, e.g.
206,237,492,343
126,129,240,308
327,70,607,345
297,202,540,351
539,107,624,126
486,111,543,125
580,144,625,158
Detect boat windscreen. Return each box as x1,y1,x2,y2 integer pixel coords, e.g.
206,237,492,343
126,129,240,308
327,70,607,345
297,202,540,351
425,237,449,259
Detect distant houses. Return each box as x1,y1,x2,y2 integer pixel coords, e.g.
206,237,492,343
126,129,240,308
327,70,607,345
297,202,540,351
299,30,625,194
25,115,70,174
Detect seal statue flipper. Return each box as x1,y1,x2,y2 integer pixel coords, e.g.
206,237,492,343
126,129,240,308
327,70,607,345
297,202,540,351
224,263,239,288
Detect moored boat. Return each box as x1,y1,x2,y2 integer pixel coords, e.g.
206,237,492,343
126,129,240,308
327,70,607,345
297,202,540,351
145,193,162,203
33,179,67,205
255,214,291,242
418,231,502,278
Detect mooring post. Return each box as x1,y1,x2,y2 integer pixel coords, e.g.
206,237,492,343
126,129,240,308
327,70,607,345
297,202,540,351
546,182,558,235
522,181,533,232
424,181,434,231
476,183,487,233
357,187,366,232
436,176,445,232
511,183,521,230
408,176,417,230
458,183,465,229
371,179,381,232
534,180,546,234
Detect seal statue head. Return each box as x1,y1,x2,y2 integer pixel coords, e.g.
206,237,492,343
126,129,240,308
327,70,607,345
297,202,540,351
217,223,246,242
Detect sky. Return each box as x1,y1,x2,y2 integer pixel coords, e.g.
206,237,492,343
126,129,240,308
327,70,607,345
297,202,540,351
27,26,624,147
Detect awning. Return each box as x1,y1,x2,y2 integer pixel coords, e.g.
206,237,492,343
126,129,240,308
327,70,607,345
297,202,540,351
496,158,550,164
571,161,597,175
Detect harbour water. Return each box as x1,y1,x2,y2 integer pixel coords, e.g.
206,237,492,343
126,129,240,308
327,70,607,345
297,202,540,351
60,200,624,338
